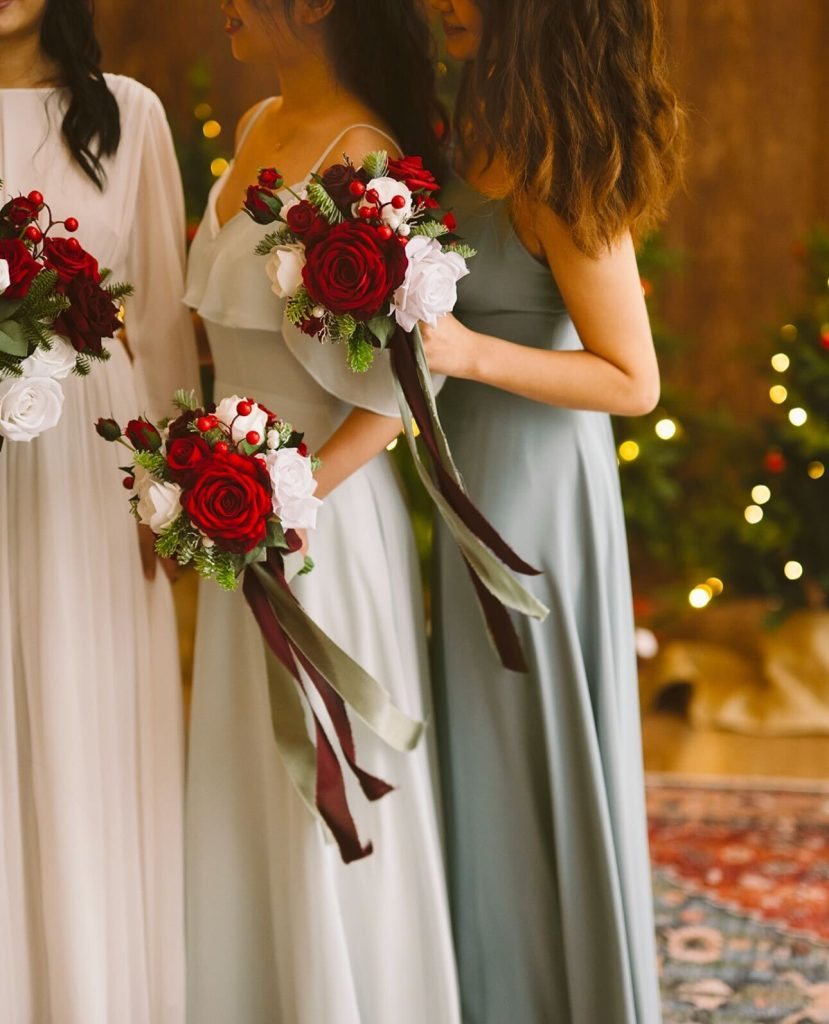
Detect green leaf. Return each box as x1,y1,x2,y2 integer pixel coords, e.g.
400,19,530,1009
0,297,24,322
266,519,287,549
366,314,396,350
298,555,315,576
0,322,30,357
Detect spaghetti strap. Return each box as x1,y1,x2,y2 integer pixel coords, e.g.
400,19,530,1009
310,123,400,173
237,97,276,152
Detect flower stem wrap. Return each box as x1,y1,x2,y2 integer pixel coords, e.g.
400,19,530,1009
242,547,423,864
389,325,549,673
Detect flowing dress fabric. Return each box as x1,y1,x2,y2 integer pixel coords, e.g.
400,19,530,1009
0,77,199,1024
184,116,461,1024
432,177,662,1024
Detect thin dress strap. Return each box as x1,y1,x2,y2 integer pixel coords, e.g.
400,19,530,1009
310,124,400,174
236,98,276,153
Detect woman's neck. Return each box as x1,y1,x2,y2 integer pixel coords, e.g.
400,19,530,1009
270,44,353,122
0,35,60,89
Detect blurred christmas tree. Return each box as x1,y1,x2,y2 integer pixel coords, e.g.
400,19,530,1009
725,229,829,613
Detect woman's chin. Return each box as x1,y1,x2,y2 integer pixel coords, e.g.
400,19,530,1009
443,32,478,63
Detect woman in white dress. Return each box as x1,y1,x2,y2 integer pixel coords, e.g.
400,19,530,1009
185,2,460,1022
0,2,199,1022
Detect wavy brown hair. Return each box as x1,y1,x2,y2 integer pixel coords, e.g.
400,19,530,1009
456,0,685,255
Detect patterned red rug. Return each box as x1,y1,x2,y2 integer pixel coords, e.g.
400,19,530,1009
648,776,829,1023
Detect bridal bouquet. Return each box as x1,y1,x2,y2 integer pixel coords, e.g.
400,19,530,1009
246,153,549,672
0,184,132,451
97,390,421,864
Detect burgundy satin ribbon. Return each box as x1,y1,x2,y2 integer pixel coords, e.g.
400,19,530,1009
242,544,394,864
389,327,539,673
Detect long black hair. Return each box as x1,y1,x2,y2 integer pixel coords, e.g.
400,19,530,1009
276,0,446,174
40,0,121,189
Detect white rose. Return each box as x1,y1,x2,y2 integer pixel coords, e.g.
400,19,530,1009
391,236,470,333
0,258,10,296
266,243,306,299
133,465,182,534
214,394,269,443
0,376,64,442
353,176,413,230
265,447,322,530
21,335,77,381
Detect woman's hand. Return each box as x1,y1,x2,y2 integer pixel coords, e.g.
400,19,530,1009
137,523,180,583
419,314,481,380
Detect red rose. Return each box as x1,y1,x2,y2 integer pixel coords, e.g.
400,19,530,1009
321,162,364,210
387,155,439,193
55,275,121,354
285,200,329,248
0,239,41,299
243,185,282,225
182,451,273,554
166,436,210,480
126,418,162,451
258,167,283,189
42,237,101,283
302,221,408,321
3,196,40,228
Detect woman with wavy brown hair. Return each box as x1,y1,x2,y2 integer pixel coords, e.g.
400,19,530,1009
424,1,683,1021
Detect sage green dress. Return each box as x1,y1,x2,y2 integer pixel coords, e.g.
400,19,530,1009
432,176,662,1024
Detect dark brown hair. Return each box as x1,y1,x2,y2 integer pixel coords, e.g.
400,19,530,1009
264,0,446,174
457,0,685,255
42,0,121,189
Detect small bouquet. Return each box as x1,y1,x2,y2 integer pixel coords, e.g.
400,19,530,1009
0,184,132,450
97,390,421,864
246,154,549,672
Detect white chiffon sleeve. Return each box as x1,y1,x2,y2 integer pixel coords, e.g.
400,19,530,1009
124,93,200,420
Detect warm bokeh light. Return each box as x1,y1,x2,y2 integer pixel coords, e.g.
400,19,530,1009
784,561,804,581
751,485,771,505
210,157,229,177
706,577,725,595
808,461,825,479
771,353,790,372
202,119,222,139
193,102,213,121
769,385,788,404
655,418,678,440
386,437,399,452
619,440,640,462
788,407,808,427
780,323,798,342
744,505,764,525
689,585,713,609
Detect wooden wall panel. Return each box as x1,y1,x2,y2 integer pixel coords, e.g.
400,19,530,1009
95,1,829,416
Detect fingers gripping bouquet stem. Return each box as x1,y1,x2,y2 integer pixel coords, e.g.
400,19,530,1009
97,390,422,864
0,182,132,450
246,152,549,671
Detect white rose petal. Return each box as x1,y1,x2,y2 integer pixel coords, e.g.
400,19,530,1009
391,236,470,333
0,376,64,442
265,447,322,530
21,335,77,381
134,465,182,534
214,394,269,443
0,258,10,296
266,243,306,299
352,176,413,228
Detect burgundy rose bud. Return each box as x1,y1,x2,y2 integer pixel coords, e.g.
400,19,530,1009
243,185,283,225
258,167,283,189
3,196,41,228
299,316,325,338
285,200,329,248
125,418,162,452
442,212,457,232
94,416,122,442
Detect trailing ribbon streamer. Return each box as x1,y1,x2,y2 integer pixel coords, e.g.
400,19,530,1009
242,546,422,864
389,325,549,672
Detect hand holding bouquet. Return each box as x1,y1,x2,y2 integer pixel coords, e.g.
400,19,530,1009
97,390,421,864
247,154,549,673
0,184,132,450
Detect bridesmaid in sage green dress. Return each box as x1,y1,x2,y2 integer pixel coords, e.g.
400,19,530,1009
424,1,685,1022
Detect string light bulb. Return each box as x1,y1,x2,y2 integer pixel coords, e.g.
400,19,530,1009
769,385,788,404
655,418,678,440
744,505,764,525
784,561,804,581
202,119,222,139
210,157,229,177
780,324,798,342
751,485,771,505
618,440,640,462
771,353,790,372
706,577,725,595
789,407,808,427
689,585,713,609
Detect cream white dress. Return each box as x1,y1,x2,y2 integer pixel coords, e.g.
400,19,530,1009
184,109,461,1024
0,76,199,1024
